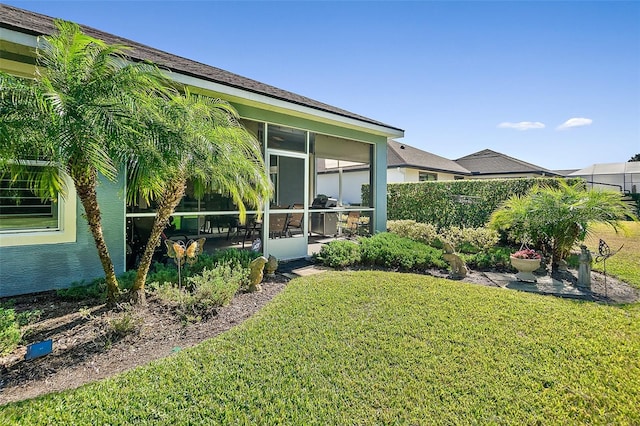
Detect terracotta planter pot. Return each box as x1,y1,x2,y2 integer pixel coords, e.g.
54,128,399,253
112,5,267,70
510,256,541,283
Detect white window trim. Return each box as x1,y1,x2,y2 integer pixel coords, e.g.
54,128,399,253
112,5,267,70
0,170,77,247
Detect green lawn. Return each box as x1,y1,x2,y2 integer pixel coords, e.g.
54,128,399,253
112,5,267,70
2,271,639,425
584,221,640,288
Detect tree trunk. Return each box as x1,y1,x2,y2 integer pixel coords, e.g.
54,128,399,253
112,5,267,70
73,172,119,305
130,178,187,305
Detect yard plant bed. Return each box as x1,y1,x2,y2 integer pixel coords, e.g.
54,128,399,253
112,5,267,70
2,271,639,424
1,276,288,405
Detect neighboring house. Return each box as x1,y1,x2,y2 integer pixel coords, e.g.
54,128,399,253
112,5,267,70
317,140,470,205
569,162,640,194
0,5,403,297
455,149,561,179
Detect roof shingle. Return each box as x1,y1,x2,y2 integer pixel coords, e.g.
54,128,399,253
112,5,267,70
455,149,559,176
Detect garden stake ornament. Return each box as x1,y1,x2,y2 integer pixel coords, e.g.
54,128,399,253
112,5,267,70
595,239,623,298
165,238,206,289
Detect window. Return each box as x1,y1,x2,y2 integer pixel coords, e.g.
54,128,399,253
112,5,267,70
0,164,76,246
0,166,58,231
419,171,437,182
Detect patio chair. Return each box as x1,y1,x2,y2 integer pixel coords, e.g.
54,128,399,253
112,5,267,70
268,213,287,238
343,211,367,236
285,204,304,237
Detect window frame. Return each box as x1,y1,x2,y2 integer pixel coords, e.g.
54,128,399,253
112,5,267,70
0,162,76,247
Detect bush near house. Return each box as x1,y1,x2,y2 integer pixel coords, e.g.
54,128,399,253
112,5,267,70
315,233,447,271
364,178,583,229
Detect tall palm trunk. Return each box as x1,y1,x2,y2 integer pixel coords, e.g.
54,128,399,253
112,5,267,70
130,177,186,305
72,170,119,304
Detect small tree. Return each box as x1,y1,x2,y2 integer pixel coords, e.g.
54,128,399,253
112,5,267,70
629,154,640,162
489,180,636,270
0,21,167,304
127,91,271,304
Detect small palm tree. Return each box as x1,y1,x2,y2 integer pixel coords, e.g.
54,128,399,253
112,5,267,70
489,180,636,270
128,90,272,304
0,21,167,303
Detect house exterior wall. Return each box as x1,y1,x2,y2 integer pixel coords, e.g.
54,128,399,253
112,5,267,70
316,170,371,206
0,178,126,297
388,168,411,183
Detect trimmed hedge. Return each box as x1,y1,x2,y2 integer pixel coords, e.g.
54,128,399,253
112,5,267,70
365,177,584,229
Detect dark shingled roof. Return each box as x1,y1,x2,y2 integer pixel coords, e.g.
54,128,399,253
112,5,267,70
387,140,470,175
455,149,560,176
0,4,403,134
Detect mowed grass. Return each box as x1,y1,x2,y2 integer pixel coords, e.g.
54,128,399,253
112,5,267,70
584,221,640,288
2,271,639,425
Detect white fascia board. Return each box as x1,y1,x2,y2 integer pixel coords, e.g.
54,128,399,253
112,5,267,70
1,27,39,47
2,27,403,138
171,72,403,138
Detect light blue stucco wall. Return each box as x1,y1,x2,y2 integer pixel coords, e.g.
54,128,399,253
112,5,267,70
0,177,126,297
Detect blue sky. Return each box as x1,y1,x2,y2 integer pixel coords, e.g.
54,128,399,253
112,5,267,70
5,1,639,170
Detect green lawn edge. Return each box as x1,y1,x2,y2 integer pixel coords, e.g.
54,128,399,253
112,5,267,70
2,271,639,425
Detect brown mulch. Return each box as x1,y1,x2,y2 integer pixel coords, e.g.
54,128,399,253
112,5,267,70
1,268,637,405
1,275,288,405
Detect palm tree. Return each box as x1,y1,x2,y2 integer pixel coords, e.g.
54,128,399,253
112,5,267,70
0,21,167,303
489,180,636,270
128,90,272,304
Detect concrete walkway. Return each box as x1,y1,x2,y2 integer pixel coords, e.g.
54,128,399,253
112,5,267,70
483,272,593,300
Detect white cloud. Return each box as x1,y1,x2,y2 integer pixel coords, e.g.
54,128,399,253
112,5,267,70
556,117,593,130
497,121,546,131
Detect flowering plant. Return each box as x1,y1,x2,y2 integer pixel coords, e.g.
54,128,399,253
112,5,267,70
511,248,542,260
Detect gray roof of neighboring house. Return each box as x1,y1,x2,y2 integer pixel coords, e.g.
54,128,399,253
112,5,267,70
387,140,471,175
553,169,580,177
455,149,560,176
0,4,403,134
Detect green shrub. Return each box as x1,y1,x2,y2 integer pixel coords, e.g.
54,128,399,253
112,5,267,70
16,309,42,327
460,246,514,270
146,262,179,287
314,240,362,269
0,307,21,355
367,177,584,229
188,249,261,276
438,226,500,253
489,180,636,269
107,309,142,338
387,220,439,245
57,270,139,301
56,279,107,301
187,263,245,307
359,233,446,270
155,262,247,321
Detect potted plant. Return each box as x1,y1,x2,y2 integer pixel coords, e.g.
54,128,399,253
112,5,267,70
510,248,542,282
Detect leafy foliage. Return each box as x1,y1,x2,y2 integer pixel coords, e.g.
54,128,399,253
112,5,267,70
0,20,170,303
460,246,514,270
386,219,438,245
388,220,499,254
154,262,247,322
367,178,583,229
0,307,21,356
489,180,637,268
359,233,446,270
314,240,362,269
